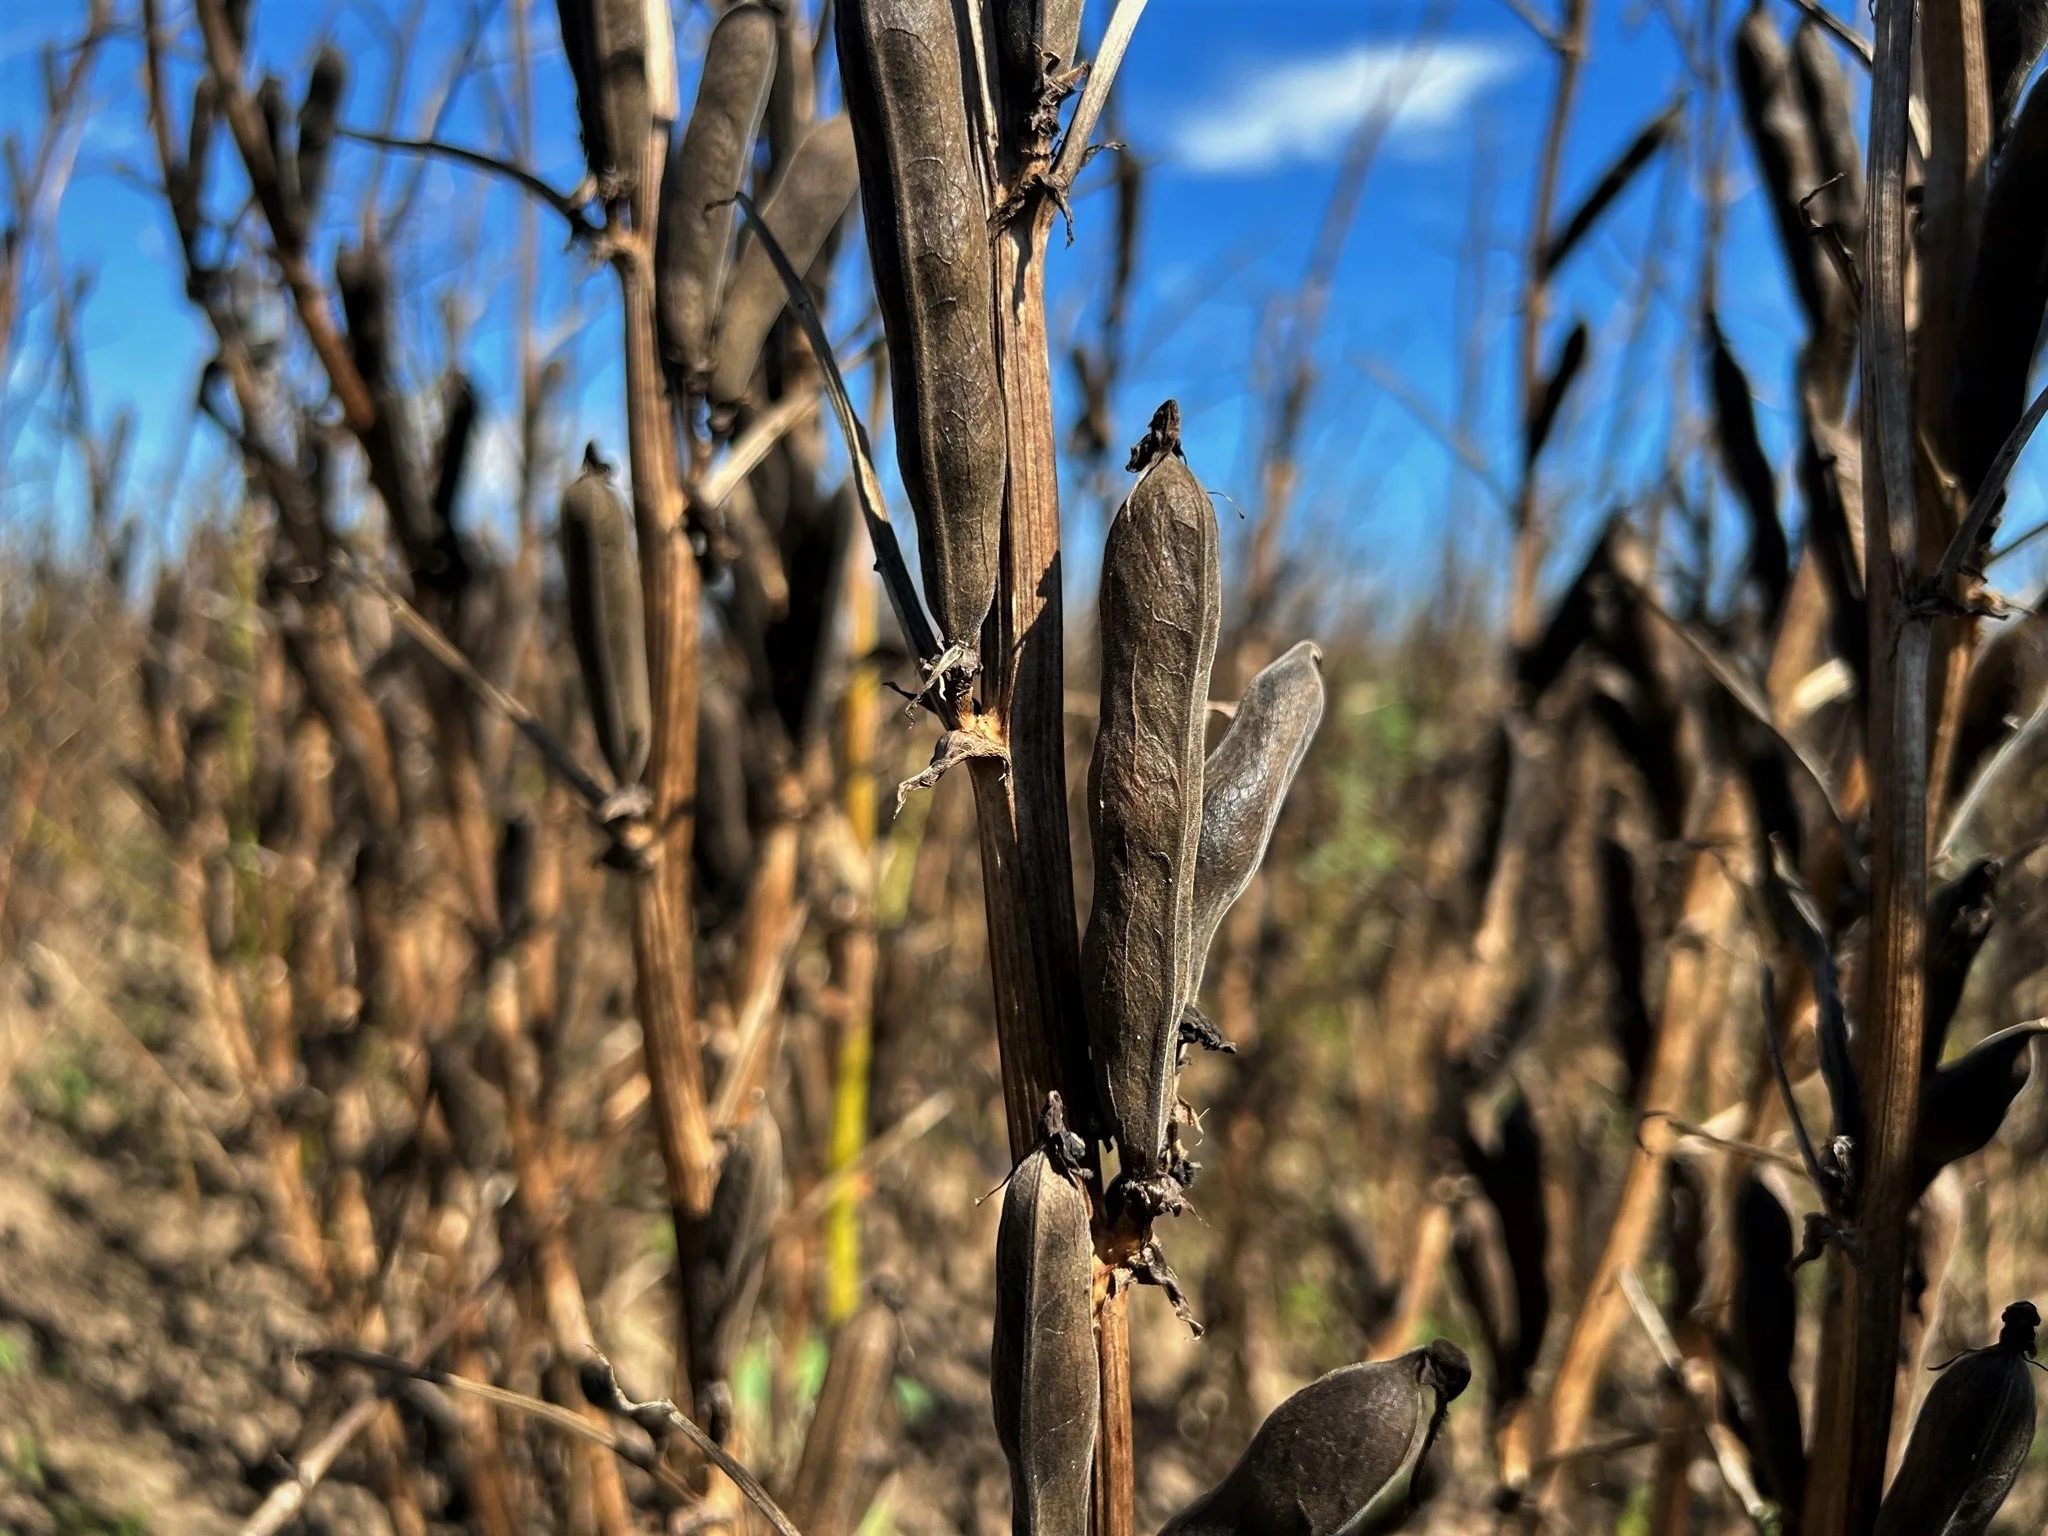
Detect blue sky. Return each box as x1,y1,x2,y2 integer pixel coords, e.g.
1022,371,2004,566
12,0,2026,622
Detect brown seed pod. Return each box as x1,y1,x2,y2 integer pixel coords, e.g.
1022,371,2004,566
556,0,650,193
1914,1023,2048,1197
1598,836,1652,1096
1705,311,1788,626
1733,7,1831,331
992,1132,1098,1536
1158,1341,1472,1536
785,1295,902,1536
837,0,1006,673
187,75,218,205
1952,73,2048,491
694,674,756,926
656,3,777,390
337,241,435,559
559,444,653,787
1925,859,2003,1074
430,371,477,566
494,814,533,948
297,46,346,227
1524,318,1588,466
1188,640,1325,1000
1948,613,2048,804
1540,97,1680,278
709,114,860,409
1082,403,1220,1194
686,1107,782,1440
1454,1091,1549,1410
1873,1301,2039,1536
998,0,1087,151
1729,1174,1804,1515
257,75,300,228
1986,0,2048,137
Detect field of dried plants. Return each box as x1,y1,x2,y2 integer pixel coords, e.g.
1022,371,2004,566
6,0,2048,1534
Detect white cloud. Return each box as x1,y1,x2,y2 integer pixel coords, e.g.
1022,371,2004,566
1175,40,1524,173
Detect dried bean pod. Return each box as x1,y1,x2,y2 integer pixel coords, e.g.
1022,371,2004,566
1791,21,1863,245
1734,7,1831,330
1949,613,2048,804
1873,1301,2039,1536
656,3,776,389
1159,1342,1471,1536
556,0,650,193
1914,1022,2048,1197
695,675,755,925
786,1296,901,1536
710,114,860,409
837,0,1006,672
998,0,1086,151
257,75,301,228
1730,1175,1804,1515
1705,312,1787,625
686,1108,782,1440
559,444,653,787
431,371,478,550
1454,1091,1548,1408
1925,859,2002,1074
1082,404,1220,1192
992,1136,1097,1536
1598,837,1652,1094
1524,319,1587,466
1187,640,1324,999
494,814,533,947
1541,98,1679,277
187,76,218,204
297,46,346,227
1952,79,2048,492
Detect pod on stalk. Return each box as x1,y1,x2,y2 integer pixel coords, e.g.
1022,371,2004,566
559,444,653,788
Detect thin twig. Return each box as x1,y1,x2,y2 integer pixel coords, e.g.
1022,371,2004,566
1932,382,2048,596
1773,0,1873,62
336,126,597,231
776,1090,954,1234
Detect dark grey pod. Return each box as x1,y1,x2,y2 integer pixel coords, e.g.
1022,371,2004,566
1790,20,1863,246
257,75,300,228
1733,7,1830,331
1925,859,2002,1074
556,0,650,193
1729,1175,1804,1515
297,46,346,227
1082,406,1220,1192
1874,1301,2040,1536
997,0,1086,150
1524,319,1587,466
1188,640,1325,1000
559,445,653,787
1454,1091,1548,1410
709,114,860,409
1986,0,2048,136
188,76,218,202
837,0,1006,672
685,1107,783,1441
1914,1023,2048,1197
656,3,777,389
992,1145,1098,1536
494,814,533,947
1705,312,1787,626
1159,1341,1472,1536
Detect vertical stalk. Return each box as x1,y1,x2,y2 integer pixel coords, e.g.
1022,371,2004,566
1803,0,1930,1525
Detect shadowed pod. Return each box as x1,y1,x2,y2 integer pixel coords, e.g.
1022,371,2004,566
709,114,859,413
1913,1021,2048,1198
1951,70,2048,494
686,1106,782,1441
555,0,651,194
836,0,1006,682
295,45,346,231
1453,1088,1549,1412
1873,1301,2041,1536
1158,1342,1472,1536
1524,319,1588,468
1540,97,1681,279
1082,402,1220,1205
493,813,532,951
656,2,776,393
1725,1175,1804,1522
1704,311,1788,628
1985,0,2048,138
1924,859,2002,1074
559,444,653,788
1186,639,1326,1005
991,1099,1097,1536
1765,844,1862,1188
1947,613,2048,806
1732,4,1833,333
1597,836,1653,1096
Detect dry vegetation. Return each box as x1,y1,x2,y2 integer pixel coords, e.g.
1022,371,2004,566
7,0,2048,1534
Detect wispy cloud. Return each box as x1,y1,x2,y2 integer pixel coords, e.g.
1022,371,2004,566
1175,40,1524,173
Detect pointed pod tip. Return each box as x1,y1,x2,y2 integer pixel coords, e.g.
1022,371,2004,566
1421,1338,1473,1402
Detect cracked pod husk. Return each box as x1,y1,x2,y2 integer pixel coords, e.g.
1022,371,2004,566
1187,639,1325,1000
685,1106,782,1439
786,1295,902,1536
992,1145,1098,1536
559,445,653,787
836,0,1006,671
997,0,1085,150
656,2,776,390
1082,404,1220,1192
556,0,651,193
710,114,859,410
1159,1341,1472,1536
296,47,346,230
1873,1301,2040,1536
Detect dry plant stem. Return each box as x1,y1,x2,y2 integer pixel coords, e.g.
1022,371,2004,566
1510,0,1592,648
1805,0,1934,1524
828,580,880,1320
611,135,718,1404
0,747,47,939
1538,781,1744,1503
1093,1281,1136,1536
